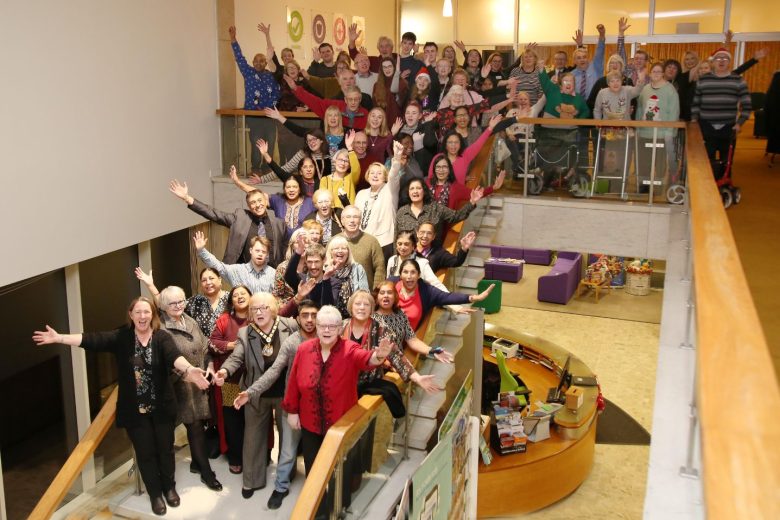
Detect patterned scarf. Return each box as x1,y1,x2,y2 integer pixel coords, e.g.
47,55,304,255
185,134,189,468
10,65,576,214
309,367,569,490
360,190,381,230
335,264,354,317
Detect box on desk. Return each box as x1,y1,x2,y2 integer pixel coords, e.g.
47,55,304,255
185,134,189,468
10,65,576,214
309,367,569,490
491,338,519,359
565,386,584,411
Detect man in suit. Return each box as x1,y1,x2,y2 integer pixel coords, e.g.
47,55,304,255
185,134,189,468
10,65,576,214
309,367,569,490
169,179,286,267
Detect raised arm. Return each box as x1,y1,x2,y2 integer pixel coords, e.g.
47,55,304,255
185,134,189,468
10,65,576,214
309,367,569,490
134,267,162,305
228,165,254,194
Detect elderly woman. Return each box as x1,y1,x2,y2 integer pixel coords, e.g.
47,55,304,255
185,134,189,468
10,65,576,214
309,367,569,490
135,266,228,339
209,285,252,475
395,177,483,244
158,286,222,492
320,132,362,208
507,47,545,106
344,289,441,414
354,141,404,254
33,297,209,516
303,189,342,244
324,235,370,317
215,293,299,499
282,305,391,473
393,259,494,330
587,54,633,111
426,153,504,210
436,85,512,134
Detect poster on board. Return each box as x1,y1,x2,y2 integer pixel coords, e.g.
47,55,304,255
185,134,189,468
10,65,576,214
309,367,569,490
333,13,347,49
310,11,331,46
286,7,307,59
439,371,474,520
351,15,365,48
411,435,452,520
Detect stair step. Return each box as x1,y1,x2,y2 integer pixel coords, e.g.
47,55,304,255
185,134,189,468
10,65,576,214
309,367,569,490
489,197,504,208
392,416,437,449
408,385,448,417
466,255,485,267
434,313,471,336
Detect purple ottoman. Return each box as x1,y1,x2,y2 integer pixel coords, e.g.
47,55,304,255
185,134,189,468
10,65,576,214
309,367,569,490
485,259,524,282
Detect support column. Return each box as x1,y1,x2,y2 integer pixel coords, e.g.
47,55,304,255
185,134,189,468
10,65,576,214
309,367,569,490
65,264,96,491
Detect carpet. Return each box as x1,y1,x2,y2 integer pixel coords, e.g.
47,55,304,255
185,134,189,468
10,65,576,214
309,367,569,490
498,264,664,324
596,398,651,446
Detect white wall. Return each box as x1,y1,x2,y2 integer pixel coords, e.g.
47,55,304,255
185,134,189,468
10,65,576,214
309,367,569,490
0,1,221,287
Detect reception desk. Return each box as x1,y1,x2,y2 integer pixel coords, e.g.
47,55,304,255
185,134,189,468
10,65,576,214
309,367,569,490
478,323,599,517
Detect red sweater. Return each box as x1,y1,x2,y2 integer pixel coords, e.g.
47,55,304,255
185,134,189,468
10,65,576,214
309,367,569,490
293,86,368,130
282,337,374,435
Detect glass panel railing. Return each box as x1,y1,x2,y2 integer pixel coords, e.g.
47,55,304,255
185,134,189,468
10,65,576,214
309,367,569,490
488,118,687,205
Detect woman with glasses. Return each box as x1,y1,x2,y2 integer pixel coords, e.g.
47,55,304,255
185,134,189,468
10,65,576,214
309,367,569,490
320,131,362,208
303,189,342,245
158,286,222,492
215,293,299,499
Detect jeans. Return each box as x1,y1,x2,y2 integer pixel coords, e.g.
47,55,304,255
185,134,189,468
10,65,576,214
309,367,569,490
274,410,301,492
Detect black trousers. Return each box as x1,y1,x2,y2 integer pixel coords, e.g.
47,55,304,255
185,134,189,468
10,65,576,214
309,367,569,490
699,120,735,162
185,420,214,478
302,427,358,515
125,415,176,498
222,405,245,467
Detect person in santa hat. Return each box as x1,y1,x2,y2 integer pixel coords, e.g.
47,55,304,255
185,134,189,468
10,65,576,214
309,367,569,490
691,47,753,163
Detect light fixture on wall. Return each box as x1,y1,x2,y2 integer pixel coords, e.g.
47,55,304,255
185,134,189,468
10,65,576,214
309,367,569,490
443,0,453,17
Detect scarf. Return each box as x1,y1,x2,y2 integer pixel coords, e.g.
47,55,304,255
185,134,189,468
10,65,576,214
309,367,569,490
360,189,381,230
341,110,366,128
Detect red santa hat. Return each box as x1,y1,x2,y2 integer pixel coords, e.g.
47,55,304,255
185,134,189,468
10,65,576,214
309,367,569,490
710,47,732,60
416,67,431,81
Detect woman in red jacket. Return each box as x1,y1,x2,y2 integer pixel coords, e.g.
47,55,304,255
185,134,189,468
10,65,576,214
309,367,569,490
426,153,505,210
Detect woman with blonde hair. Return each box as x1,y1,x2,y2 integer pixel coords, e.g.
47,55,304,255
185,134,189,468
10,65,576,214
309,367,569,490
319,131,362,208
325,235,369,317
363,107,394,162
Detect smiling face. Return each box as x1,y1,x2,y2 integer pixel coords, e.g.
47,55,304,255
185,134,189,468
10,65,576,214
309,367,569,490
249,294,276,329
452,71,468,88
129,300,154,332
433,158,451,183
340,206,361,233
553,52,567,69
306,134,323,152
285,61,300,78
281,48,294,64
574,50,589,70
436,59,451,78
683,52,699,70
231,287,250,313
284,178,301,201
247,192,267,217
404,104,421,126
316,315,342,347
698,61,712,75
608,76,622,92
252,53,267,72
164,289,187,319
299,158,315,181
297,305,318,335
200,269,222,296
378,38,394,57
712,53,731,74
381,60,395,78
408,179,425,203
400,263,421,291
664,63,679,81
352,132,368,156
350,293,373,321
516,91,530,109
416,223,435,248
368,109,384,130
454,107,469,128
328,240,350,267
366,164,386,189
443,46,456,62
467,50,481,68
490,54,503,71
305,253,324,278
522,50,537,69
333,151,350,174
649,64,664,84
401,38,415,55
445,134,461,155
345,91,362,112
395,234,414,258
415,74,430,91
307,226,322,245
355,54,370,74
314,192,332,216
319,45,334,64
560,74,575,95
338,70,356,89
325,109,341,131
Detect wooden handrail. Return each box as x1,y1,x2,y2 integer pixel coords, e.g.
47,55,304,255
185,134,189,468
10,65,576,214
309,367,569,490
686,123,780,519
515,117,686,129
216,108,320,119
29,386,118,520
290,134,496,519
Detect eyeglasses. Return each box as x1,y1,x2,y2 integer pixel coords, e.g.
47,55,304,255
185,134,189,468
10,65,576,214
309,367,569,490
318,323,340,331
168,300,186,307
250,305,271,313
335,157,350,164
713,56,730,62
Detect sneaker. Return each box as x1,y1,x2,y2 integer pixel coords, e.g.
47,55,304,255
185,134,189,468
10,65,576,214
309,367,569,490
267,489,289,510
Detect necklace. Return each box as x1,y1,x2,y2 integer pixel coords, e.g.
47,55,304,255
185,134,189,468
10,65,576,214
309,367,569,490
251,318,279,356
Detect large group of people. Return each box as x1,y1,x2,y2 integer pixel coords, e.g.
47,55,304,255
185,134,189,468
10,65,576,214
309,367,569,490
31,16,767,517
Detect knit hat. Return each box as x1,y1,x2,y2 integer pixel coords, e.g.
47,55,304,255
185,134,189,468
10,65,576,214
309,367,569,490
711,47,731,60
416,67,431,81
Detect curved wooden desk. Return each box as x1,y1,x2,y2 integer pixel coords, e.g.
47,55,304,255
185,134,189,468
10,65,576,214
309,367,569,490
478,324,598,517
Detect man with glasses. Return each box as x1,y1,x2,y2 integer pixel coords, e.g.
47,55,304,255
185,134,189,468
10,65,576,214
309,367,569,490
215,293,299,499
691,48,753,162
233,299,320,509
169,180,286,266
194,232,276,294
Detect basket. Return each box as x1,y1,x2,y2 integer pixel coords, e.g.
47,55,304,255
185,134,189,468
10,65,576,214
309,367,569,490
625,272,651,296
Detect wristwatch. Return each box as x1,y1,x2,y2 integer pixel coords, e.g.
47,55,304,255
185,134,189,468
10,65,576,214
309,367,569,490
428,346,444,358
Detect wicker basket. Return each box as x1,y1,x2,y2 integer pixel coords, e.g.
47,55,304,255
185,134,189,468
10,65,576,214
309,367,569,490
625,272,651,296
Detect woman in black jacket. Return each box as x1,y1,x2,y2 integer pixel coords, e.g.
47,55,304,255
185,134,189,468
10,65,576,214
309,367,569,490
33,297,210,516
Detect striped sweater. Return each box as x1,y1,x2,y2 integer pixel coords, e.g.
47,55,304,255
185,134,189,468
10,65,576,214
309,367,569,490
691,73,752,126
